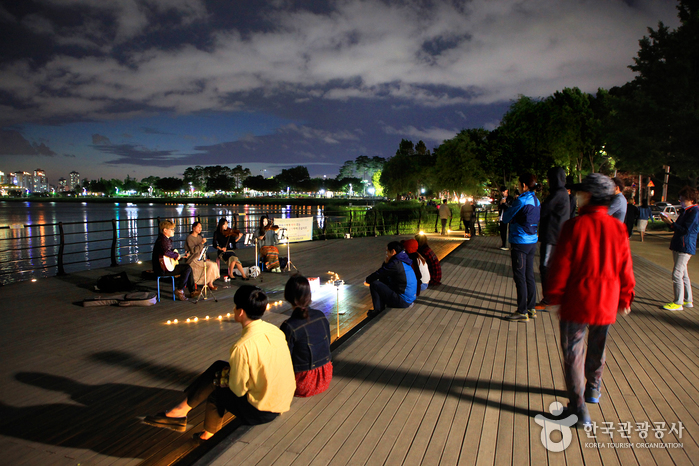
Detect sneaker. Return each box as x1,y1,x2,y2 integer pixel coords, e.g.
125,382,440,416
684,302,694,308
663,302,683,311
585,387,601,404
500,247,509,251
528,308,537,318
505,311,529,322
534,301,548,311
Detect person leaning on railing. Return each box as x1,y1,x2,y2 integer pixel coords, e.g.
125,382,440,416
151,220,196,301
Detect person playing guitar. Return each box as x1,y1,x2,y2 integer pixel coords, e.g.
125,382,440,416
151,220,196,300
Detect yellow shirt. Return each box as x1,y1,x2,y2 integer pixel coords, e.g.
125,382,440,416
228,319,295,413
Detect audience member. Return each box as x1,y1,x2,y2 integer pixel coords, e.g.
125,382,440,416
607,177,627,222
365,241,417,316
143,286,295,441
280,275,333,397
415,234,442,286
402,238,430,294
439,199,452,235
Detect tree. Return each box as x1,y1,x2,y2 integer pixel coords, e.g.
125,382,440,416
230,165,251,189
612,0,699,186
380,139,435,197
275,166,311,190
433,129,489,197
183,166,206,191
156,177,184,192
243,175,281,192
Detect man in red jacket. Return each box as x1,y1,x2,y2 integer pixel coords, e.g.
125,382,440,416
546,173,635,426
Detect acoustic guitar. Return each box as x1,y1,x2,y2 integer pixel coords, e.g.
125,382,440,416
159,249,180,272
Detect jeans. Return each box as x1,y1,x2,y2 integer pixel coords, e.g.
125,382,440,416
440,218,448,235
184,360,278,433
672,251,693,305
539,243,556,302
510,243,537,313
160,263,194,292
560,321,609,411
369,281,410,311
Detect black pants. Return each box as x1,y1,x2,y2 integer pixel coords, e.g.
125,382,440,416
184,361,278,433
510,243,537,313
369,281,410,311
499,222,508,248
160,264,194,292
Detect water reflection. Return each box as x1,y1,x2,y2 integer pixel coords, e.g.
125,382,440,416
0,202,325,285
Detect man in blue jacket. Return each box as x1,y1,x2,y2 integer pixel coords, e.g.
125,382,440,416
366,241,418,316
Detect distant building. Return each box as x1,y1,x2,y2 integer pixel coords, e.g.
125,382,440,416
0,170,5,185
33,169,48,193
11,171,32,191
69,171,80,191
58,177,67,191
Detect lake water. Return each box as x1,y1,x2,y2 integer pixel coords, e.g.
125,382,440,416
0,201,326,285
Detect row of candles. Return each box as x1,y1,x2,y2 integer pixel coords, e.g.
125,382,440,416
165,300,285,324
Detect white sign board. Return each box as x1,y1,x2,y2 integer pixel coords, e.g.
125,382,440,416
273,217,314,243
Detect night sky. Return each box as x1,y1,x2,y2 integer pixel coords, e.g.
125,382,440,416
0,0,679,185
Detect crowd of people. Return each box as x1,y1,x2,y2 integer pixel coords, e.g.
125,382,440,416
145,176,698,437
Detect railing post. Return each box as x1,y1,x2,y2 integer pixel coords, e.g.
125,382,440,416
395,215,400,236
57,222,66,276
417,209,422,233
323,214,327,240
373,209,378,237
434,214,438,233
111,219,118,267
349,210,353,237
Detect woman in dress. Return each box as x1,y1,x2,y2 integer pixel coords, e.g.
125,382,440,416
280,274,333,397
211,217,248,279
257,215,281,272
185,221,220,290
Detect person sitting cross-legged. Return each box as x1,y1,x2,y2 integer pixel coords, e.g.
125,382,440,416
365,241,417,316
143,285,296,442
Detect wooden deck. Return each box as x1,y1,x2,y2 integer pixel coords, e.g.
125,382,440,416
0,234,461,466
199,236,698,466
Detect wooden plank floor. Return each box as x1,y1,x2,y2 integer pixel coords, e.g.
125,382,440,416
0,234,461,466
203,235,699,466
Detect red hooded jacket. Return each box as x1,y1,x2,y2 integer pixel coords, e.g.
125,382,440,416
547,205,635,325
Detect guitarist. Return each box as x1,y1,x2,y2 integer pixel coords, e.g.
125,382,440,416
152,220,196,301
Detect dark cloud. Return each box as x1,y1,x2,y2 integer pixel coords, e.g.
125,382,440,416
95,143,180,165
92,133,111,145
62,153,76,157
0,129,55,156
141,127,172,135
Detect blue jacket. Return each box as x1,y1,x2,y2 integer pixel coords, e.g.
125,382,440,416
502,190,541,244
280,308,332,373
366,250,417,304
670,205,699,255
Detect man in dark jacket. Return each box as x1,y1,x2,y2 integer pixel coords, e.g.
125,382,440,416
366,241,418,315
498,187,513,250
536,167,570,310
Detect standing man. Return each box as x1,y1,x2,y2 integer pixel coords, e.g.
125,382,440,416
498,186,513,250
536,167,570,311
438,199,452,235
607,177,627,222
460,199,475,239
547,174,635,426
624,199,640,238
366,241,417,315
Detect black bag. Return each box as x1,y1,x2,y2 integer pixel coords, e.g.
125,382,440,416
95,271,133,293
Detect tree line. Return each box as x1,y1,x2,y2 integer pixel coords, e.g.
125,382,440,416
379,0,698,199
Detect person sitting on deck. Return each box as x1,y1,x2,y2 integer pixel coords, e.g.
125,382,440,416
152,219,196,301
402,238,430,294
365,241,417,316
280,274,333,397
414,233,442,286
144,285,295,442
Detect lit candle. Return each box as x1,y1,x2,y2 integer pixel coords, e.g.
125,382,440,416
205,316,210,320
167,320,171,324
173,319,178,323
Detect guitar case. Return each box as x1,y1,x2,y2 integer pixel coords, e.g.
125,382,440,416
82,292,157,307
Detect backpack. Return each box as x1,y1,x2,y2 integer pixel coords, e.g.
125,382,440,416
95,271,133,293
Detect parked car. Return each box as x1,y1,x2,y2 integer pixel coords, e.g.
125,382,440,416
651,204,681,221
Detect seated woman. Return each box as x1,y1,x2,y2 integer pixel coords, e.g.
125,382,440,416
415,233,442,286
210,217,248,279
185,221,220,290
280,274,333,397
143,286,295,441
257,215,281,272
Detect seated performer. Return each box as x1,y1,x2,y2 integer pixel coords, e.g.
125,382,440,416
209,217,248,279
257,215,281,272
143,286,296,441
185,221,220,290
151,220,196,300
280,274,333,397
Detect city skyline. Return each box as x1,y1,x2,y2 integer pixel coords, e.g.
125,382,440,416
0,0,681,185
